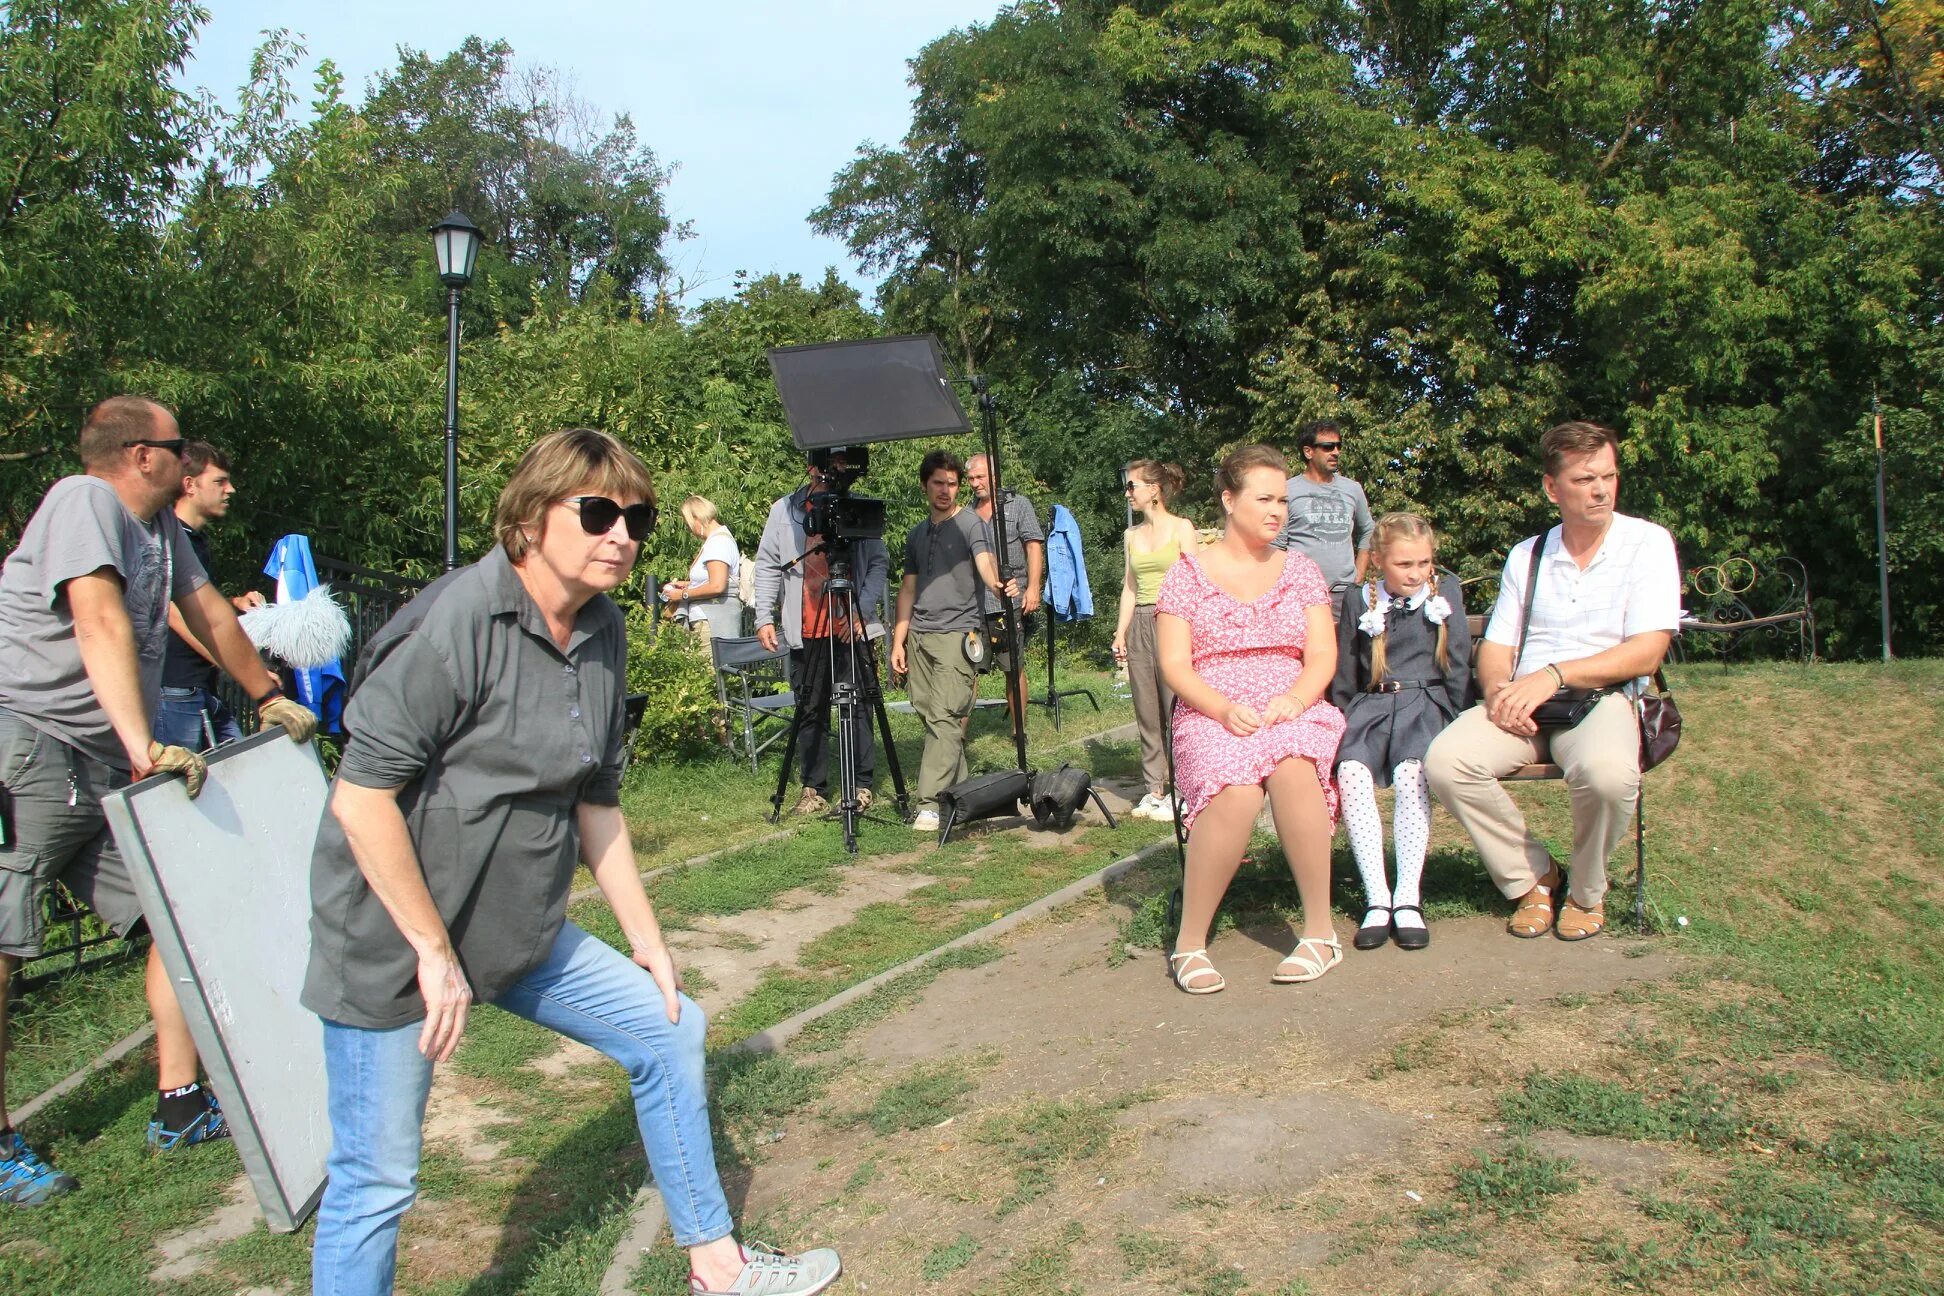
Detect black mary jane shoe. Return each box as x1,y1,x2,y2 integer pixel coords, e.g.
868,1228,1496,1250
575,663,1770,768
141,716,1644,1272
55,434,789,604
1353,907,1393,951
1390,904,1430,951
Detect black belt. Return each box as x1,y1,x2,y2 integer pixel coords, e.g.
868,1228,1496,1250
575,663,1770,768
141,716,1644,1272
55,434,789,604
1366,679,1438,694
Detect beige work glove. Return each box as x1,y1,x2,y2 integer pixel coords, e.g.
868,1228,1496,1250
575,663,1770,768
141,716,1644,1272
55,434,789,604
147,741,208,799
259,696,319,744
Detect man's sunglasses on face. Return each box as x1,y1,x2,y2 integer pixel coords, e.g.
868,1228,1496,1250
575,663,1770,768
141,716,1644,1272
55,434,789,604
124,438,188,456
1312,441,1342,453
564,495,657,541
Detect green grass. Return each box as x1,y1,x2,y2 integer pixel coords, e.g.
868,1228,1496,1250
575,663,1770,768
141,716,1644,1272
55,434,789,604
710,820,1168,1043
40,661,1944,1294
1451,1142,1579,1217
920,1232,980,1279
976,1094,1144,1217
861,1062,977,1134
2,950,152,1109
451,1004,561,1083
789,942,1003,1053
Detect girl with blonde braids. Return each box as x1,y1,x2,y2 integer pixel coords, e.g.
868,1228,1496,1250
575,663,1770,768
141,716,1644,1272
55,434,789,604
1328,514,1473,950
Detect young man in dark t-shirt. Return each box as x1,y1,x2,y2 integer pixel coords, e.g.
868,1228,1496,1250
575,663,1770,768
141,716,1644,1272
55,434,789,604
156,442,267,750
889,451,1009,832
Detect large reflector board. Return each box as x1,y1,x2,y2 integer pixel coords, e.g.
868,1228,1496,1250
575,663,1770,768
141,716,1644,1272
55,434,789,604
102,729,330,1232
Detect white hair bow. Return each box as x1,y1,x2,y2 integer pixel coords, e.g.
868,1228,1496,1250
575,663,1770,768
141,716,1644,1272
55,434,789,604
1360,581,1451,636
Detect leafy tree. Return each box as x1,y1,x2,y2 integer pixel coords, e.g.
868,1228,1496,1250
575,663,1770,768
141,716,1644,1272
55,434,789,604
820,0,1943,656
361,38,678,312
0,0,205,531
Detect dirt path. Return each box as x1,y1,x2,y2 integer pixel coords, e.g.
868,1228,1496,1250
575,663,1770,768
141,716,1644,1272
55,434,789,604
727,902,1678,1294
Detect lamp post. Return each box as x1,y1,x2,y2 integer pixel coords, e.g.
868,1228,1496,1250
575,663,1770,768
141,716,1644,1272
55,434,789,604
430,210,483,570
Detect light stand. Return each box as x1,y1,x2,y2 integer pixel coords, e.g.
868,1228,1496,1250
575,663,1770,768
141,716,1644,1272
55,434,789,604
974,377,1030,776
1031,492,1099,729
934,378,1115,842
430,210,483,570
1873,388,1892,662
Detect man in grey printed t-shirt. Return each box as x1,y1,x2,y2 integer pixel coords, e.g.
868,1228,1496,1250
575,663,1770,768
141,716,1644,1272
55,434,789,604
1272,420,1375,607
0,397,315,1203
889,451,1010,832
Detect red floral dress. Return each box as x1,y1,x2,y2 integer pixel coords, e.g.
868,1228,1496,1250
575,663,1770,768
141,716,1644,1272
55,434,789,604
1156,550,1345,830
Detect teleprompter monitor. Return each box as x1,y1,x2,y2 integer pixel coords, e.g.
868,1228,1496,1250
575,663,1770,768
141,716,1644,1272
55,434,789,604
767,334,972,450
102,729,331,1233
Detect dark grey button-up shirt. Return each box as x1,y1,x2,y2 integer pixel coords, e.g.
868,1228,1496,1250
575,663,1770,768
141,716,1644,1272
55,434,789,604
975,491,1042,616
302,546,628,1029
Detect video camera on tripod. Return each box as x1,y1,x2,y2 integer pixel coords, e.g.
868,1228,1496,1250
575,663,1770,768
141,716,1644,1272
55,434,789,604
803,446,886,545
765,335,1115,847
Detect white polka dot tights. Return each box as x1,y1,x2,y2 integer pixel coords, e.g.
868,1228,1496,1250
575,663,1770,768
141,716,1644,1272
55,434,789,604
1337,759,1431,931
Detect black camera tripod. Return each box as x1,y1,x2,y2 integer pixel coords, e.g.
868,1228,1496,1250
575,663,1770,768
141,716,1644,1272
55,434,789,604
766,541,910,852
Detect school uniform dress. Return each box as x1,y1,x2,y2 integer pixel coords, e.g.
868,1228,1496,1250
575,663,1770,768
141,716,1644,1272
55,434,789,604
1157,551,1344,830
1329,572,1472,783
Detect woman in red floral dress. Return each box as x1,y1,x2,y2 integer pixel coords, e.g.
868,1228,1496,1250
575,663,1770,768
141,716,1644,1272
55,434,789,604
1156,445,1346,994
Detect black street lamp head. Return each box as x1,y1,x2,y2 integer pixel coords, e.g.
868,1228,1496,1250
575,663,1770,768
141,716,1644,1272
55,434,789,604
430,209,483,288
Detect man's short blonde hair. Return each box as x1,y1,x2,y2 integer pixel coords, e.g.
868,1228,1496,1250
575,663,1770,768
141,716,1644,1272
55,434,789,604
680,495,719,529
496,428,655,562
78,396,170,468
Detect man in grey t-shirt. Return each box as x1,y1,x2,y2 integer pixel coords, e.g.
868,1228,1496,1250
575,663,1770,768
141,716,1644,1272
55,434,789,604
965,453,1044,721
0,398,314,1198
890,451,1008,831
1272,420,1375,604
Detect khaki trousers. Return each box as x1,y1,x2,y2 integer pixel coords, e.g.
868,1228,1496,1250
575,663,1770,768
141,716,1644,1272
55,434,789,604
1423,693,1640,907
909,630,978,811
1125,605,1175,797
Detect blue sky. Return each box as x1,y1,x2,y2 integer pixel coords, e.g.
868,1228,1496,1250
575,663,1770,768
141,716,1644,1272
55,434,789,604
183,2,1006,301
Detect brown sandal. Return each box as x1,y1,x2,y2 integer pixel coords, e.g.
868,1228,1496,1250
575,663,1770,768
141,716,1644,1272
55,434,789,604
1508,866,1562,939
1555,897,1606,941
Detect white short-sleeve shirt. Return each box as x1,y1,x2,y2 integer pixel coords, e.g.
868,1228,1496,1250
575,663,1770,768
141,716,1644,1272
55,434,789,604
683,527,740,613
1483,512,1680,693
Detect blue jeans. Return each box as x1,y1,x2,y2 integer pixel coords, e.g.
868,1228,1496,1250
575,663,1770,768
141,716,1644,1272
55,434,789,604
310,922,733,1296
155,685,242,752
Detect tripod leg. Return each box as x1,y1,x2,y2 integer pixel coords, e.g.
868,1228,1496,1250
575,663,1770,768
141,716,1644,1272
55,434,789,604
832,618,862,854
1044,610,1062,731
1087,785,1118,829
769,649,807,824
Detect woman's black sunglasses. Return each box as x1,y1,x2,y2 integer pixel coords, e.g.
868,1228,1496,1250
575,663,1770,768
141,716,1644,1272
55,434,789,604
564,495,657,541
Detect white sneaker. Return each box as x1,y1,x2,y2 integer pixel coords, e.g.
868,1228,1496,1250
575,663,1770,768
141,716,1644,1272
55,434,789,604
1154,792,1180,822
1131,793,1164,820
911,809,941,832
691,1242,843,1295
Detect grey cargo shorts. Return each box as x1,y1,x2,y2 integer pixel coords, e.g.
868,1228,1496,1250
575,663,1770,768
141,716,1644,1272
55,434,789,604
0,708,146,960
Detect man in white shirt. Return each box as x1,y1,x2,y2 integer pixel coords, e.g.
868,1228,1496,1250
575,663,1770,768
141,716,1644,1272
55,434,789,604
1425,422,1679,941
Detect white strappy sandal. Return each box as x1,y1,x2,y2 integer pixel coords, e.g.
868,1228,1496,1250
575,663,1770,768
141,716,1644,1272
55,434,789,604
1271,934,1343,984
1168,948,1226,995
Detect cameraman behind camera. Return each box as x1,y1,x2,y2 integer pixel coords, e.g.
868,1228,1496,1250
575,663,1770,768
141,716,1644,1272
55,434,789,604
752,449,889,817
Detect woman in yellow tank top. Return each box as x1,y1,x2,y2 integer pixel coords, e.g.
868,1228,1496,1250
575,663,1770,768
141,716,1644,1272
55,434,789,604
1113,460,1200,819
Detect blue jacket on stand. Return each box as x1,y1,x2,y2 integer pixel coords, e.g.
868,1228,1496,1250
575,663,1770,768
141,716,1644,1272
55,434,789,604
1043,504,1094,620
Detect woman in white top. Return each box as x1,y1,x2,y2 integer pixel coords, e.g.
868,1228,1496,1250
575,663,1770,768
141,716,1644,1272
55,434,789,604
662,496,743,644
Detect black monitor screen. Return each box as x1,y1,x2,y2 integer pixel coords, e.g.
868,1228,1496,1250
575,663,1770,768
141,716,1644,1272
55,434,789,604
767,335,972,449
